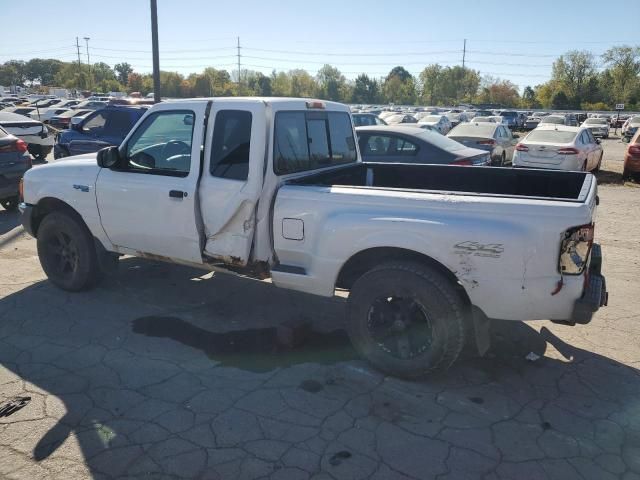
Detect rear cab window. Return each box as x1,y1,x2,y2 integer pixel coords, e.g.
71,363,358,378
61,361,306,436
274,111,357,174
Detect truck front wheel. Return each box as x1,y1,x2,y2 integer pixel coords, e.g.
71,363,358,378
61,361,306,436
347,261,466,378
37,211,100,291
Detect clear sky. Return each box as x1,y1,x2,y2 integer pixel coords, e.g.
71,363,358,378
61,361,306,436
1,0,639,90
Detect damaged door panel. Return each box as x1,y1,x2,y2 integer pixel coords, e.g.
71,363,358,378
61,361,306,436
198,102,267,266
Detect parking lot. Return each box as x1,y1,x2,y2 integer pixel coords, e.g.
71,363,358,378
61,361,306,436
0,137,639,479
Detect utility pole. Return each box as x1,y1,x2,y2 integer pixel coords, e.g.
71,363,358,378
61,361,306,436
84,37,91,90
150,0,161,103
76,37,83,92
237,36,242,94
462,39,466,70
75,37,82,69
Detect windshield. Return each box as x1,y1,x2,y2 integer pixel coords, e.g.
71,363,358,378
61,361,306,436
584,118,607,124
274,111,357,174
525,129,577,143
630,116,640,123
499,111,517,117
421,116,441,122
541,116,565,124
449,124,496,137
416,129,466,151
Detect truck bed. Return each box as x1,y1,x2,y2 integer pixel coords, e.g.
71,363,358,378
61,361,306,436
290,163,592,202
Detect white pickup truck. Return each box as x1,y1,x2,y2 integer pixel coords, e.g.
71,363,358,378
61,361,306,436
19,98,608,377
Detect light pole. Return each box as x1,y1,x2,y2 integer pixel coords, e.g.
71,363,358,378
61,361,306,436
83,37,92,90
150,0,161,103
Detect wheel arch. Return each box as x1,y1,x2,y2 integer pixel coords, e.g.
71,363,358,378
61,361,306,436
335,246,471,305
32,197,87,238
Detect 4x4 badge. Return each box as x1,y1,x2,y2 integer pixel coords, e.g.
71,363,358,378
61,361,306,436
454,241,504,258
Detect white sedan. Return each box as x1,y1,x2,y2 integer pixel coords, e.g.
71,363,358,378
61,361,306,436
0,111,54,160
513,125,603,172
417,115,451,134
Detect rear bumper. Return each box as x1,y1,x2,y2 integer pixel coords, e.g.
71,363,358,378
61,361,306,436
566,243,608,325
19,202,36,236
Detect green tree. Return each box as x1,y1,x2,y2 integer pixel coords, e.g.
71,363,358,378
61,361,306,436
550,50,597,107
114,63,133,85
521,86,538,108
271,71,290,96
127,72,144,93
316,64,347,101
288,69,316,98
602,46,640,105
24,58,63,86
0,60,27,86
352,74,380,103
551,90,571,109
418,64,442,105
383,67,417,104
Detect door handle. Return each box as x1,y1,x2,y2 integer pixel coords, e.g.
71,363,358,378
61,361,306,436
169,190,187,198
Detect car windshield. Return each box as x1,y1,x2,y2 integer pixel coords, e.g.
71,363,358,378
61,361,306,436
584,118,607,124
421,116,441,122
449,124,496,136
630,116,640,123
274,110,357,174
499,111,517,117
445,113,460,120
415,129,466,151
525,129,577,143
540,116,565,124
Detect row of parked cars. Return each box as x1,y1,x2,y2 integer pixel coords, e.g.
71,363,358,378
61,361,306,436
352,110,607,174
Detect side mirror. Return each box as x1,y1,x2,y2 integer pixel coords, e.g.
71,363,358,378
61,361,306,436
97,146,121,168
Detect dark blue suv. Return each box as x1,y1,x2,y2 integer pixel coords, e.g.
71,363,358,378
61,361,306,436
54,106,148,159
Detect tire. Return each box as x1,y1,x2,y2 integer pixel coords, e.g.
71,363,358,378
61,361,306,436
623,168,630,181
593,153,603,172
54,146,69,160
0,196,19,211
36,210,100,291
346,261,466,378
500,152,506,167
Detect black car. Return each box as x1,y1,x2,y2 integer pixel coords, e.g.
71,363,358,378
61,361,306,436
0,126,31,211
356,126,491,166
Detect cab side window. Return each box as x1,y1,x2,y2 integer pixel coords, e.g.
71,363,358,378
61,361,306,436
82,112,108,133
124,110,195,177
210,110,252,181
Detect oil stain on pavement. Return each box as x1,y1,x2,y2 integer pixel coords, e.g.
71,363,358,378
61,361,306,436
132,315,357,372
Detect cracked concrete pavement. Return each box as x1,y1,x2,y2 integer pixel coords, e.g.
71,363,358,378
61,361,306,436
0,138,639,479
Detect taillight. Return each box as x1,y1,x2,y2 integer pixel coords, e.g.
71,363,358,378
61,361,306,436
557,147,579,155
628,145,640,156
476,139,496,145
515,143,528,152
452,158,472,165
0,139,28,153
559,224,594,275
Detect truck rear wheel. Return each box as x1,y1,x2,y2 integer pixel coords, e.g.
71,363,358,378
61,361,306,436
37,211,100,291
346,261,466,378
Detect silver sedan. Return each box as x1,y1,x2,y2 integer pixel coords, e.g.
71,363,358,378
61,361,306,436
447,122,518,166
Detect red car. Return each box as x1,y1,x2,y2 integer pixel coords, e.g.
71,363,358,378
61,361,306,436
623,130,640,179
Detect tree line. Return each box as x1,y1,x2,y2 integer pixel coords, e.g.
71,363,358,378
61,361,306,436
0,45,638,110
